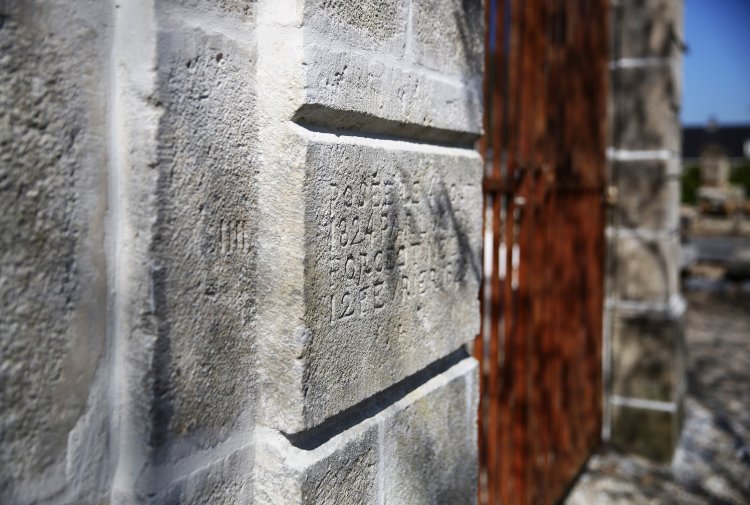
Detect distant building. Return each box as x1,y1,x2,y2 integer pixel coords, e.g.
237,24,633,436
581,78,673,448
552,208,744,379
683,122,750,213
699,143,731,188
683,121,750,170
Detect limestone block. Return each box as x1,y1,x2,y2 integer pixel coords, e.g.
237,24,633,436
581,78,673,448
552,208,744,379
145,18,260,462
411,0,483,76
611,160,680,230
610,403,681,463
303,0,409,55
609,234,679,303
611,0,683,59
611,313,684,401
296,44,483,144
259,135,482,433
256,357,478,505
611,64,680,152
255,424,379,505
383,358,479,504
297,0,483,141
0,1,111,502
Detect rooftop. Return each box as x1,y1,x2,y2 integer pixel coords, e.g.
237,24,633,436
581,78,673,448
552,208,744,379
683,123,750,159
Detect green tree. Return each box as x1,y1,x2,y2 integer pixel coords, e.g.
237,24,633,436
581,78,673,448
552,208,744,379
729,161,750,198
681,164,701,205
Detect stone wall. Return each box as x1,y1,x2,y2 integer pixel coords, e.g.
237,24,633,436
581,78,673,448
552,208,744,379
0,0,483,503
1,1,112,502
605,0,686,462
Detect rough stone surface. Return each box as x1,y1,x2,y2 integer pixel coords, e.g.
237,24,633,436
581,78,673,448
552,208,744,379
255,424,379,505
164,0,257,21
295,0,483,142
610,0,683,60
146,13,260,464
383,357,479,504
256,357,478,505
0,1,111,502
611,160,680,231
155,446,254,505
611,314,684,401
411,0,483,76
611,64,680,152
609,234,680,303
303,0,409,55
610,404,680,463
297,44,483,143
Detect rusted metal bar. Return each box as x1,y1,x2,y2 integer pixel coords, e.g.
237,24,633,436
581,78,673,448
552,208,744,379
475,0,609,503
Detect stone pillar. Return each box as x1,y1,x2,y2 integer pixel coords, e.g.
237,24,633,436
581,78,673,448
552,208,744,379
1,0,483,503
253,0,483,502
108,1,262,502
605,0,686,462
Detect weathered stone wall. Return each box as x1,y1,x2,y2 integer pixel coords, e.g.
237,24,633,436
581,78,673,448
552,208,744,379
605,0,686,462
1,0,482,503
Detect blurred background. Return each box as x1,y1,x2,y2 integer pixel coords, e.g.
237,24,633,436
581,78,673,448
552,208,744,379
567,1,750,503
680,0,750,277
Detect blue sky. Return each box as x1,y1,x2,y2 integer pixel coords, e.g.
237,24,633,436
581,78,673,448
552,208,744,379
682,0,750,125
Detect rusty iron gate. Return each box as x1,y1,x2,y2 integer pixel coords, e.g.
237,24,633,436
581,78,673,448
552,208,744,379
474,0,609,504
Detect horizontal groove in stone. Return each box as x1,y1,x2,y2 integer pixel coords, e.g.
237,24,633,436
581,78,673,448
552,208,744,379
610,395,678,413
293,103,480,149
605,294,686,319
284,347,470,450
605,226,680,239
609,57,676,69
606,148,679,161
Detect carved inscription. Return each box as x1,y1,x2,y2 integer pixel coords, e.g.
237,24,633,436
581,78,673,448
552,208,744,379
312,146,477,325
219,219,249,255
